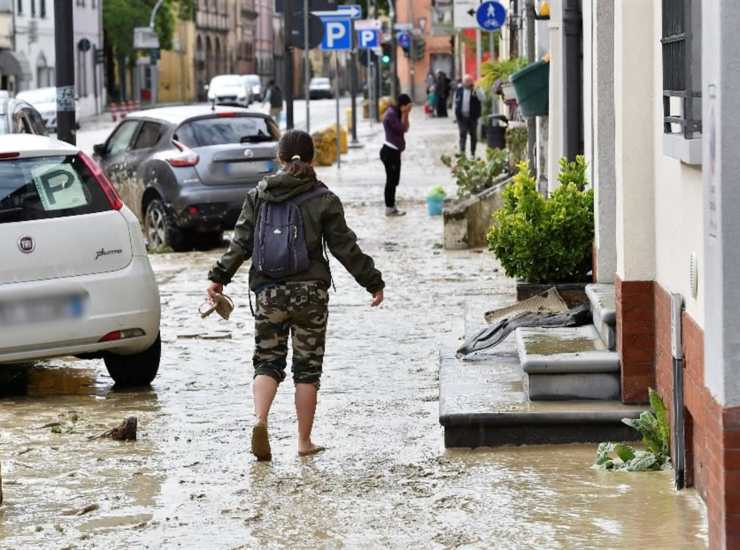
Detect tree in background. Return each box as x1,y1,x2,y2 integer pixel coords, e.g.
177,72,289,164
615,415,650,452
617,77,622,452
103,0,183,102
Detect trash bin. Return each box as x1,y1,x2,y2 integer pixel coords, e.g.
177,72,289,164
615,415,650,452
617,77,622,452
485,115,509,150
511,60,550,117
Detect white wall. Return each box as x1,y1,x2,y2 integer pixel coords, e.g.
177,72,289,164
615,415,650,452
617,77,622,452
614,0,656,282
546,0,563,188
650,0,705,326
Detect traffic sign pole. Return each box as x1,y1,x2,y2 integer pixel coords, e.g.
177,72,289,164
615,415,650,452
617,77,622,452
285,0,294,130
350,19,359,146
335,52,341,169
304,0,310,133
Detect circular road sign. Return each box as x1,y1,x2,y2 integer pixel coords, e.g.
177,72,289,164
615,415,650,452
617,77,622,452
476,1,507,31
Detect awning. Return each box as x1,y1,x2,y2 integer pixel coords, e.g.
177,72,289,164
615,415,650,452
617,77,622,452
0,49,31,79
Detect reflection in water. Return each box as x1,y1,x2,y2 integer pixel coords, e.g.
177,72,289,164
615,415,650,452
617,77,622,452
0,363,100,398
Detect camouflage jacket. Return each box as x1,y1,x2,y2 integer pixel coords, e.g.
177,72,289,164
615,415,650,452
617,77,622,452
208,172,385,294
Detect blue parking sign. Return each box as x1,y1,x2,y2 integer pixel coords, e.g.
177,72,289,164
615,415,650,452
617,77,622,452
357,29,379,49
321,19,352,50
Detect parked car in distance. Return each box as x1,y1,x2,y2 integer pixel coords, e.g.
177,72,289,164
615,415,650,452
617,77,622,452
309,77,333,99
206,74,251,107
0,134,162,386
242,74,262,102
92,105,280,251
0,91,48,136
16,87,79,131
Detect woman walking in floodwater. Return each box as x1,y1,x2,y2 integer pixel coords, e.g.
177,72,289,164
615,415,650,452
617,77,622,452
206,130,385,461
380,94,413,217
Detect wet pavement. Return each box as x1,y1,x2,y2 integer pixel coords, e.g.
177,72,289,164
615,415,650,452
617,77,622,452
0,113,708,548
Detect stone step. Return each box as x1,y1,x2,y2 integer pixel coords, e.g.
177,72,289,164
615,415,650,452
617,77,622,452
516,326,621,400
438,351,642,447
586,283,617,350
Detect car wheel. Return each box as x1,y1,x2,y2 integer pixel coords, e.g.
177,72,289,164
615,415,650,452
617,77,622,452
144,198,188,252
104,333,161,387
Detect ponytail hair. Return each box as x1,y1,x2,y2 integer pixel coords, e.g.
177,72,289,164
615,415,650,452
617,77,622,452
278,129,316,179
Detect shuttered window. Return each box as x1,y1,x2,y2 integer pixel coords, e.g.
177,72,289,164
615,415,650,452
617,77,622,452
661,0,702,140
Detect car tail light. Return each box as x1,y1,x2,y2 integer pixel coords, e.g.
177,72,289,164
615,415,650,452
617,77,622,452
168,140,200,167
78,151,124,210
0,151,20,160
217,112,236,118
99,328,146,342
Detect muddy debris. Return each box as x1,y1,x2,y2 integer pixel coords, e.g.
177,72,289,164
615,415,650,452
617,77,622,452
61,503,99,516
89,416,138,441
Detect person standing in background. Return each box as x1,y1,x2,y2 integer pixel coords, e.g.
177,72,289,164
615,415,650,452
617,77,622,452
380,94,413,217
435,71,450,118
263,80,284,125
454,75,483,157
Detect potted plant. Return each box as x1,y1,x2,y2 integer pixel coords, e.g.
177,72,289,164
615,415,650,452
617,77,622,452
426,185,447,216
511,58,550,117
440,148,509,199
486,156,594,306
478,57,528,101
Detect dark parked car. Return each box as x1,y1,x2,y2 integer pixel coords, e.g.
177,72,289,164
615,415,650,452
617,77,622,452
93,105,280,251
0,91,48,136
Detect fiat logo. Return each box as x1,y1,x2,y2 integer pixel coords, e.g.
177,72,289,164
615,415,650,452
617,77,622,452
18,236,35,253
244,149,254,158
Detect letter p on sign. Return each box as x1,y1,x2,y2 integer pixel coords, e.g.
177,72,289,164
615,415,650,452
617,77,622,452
358,29,379,49
321,19,352,50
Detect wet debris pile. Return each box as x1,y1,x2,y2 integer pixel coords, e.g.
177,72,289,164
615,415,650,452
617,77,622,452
88,416,138,441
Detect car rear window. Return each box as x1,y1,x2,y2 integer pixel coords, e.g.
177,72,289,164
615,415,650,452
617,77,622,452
175,116,279,147
0,155,112,224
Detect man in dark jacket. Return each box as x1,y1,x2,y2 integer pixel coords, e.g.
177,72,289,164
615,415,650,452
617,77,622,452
454,75,483,157
263,80,283,124
435,71,450,117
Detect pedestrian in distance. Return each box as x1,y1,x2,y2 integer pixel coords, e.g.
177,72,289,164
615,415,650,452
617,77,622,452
435,71,450,118
263,80,283,125
206,130,385,461
454,75,484,157
380,94,413,217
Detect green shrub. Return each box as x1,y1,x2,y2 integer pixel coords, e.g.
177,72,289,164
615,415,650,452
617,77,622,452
441,148,508,198
558,155,588,190
487,160,594,283
594,389,671,472
478,57,529,91
505,126,528,171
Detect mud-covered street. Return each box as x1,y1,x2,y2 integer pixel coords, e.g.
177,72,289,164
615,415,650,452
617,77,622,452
0,114,708,549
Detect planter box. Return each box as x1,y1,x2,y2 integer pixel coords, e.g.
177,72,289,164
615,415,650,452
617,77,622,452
511,61,550,117
443,175,511,249
516,282,589,308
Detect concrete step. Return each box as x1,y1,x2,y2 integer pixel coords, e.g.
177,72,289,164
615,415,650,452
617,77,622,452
516,326,621,401
438,351,643,447
586,283,617,350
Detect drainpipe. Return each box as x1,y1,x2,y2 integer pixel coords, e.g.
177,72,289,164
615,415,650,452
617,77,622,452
526,0,536,171
670,293,686,489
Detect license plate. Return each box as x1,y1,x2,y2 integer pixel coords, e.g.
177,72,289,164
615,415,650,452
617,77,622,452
0,295,85,326
224,160,273,176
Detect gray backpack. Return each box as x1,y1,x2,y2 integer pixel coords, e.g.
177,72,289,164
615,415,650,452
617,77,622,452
253,186,330,279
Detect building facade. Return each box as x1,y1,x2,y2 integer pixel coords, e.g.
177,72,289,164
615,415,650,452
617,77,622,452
195,0,230,99
229,0,258,75
8,0,104,118
543,0,740,547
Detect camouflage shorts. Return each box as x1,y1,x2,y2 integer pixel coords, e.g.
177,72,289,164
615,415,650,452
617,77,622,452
253,281,329,388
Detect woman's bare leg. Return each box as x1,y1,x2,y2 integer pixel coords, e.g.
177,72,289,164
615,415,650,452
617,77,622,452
295,383,322,454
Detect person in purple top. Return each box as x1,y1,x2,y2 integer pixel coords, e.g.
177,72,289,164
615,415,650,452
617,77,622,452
380,94,413,217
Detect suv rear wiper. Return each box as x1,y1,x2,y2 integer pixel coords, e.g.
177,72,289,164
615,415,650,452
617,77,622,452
240,135,275,143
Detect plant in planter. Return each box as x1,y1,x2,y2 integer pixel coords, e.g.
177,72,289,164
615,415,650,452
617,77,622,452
441,148,509,198
478,57,529,96
487,159,594,284
594,389,670,472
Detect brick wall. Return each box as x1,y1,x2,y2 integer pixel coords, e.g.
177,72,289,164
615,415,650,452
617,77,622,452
615,276,655,403
652,283,740,549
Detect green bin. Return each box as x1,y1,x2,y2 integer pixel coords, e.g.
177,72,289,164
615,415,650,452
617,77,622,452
510,60,550,117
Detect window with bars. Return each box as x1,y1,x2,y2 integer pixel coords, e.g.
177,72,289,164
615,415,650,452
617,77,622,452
661,0,702,140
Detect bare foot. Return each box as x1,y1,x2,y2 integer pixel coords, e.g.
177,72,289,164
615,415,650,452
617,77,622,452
251,420,271,461
298,442,326,457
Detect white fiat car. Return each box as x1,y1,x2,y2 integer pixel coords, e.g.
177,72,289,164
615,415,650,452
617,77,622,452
0,134,161,386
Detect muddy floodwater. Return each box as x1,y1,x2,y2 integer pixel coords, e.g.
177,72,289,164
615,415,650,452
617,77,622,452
1,117,708,549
